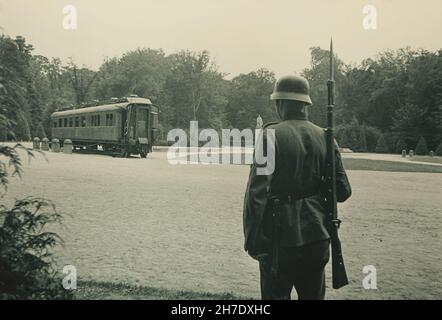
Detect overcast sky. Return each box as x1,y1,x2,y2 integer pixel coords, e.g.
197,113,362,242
1,0,441,78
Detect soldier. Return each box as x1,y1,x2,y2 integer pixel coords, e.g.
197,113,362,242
243,75,352,300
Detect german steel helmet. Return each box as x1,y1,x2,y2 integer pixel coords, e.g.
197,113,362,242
270,75,312,105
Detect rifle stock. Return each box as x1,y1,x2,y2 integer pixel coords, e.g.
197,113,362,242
325,38,348,289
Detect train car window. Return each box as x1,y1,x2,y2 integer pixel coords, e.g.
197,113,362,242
92,115,101,126
75,117,80,127
53,121,57,128
105,113,114,126
69,118,73,127
64,118,68,127
59,119,62,127
81,116,86,127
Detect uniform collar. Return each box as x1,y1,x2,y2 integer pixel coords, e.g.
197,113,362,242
284,112,308,121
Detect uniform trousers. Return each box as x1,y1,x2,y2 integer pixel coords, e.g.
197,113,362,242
259,239,330,300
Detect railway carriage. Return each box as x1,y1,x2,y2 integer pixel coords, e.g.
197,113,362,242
51,96,159,158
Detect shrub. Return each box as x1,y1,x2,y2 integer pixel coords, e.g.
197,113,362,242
15,112,31,142
415,136,429,155
436,142,442,156
336,117,360,151
395,137,407,154
35,122,47,139
0,198,72,299
364,126,382,152
0,144,72,299
336,121,380,152
358,125,368,152
375,134,390,153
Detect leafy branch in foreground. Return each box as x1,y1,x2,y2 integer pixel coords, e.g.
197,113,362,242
0,144,35,191
0,143,72,299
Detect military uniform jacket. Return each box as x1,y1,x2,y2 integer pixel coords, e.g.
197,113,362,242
243,113,352,259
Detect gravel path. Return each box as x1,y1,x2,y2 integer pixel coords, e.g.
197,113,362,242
5,150,442,299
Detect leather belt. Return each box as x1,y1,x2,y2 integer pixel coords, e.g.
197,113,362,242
271,192,319,204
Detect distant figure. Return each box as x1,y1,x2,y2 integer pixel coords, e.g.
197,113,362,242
256,114,263,129
243,75,352,300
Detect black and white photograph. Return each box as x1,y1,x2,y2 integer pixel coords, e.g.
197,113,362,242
0,0,441,306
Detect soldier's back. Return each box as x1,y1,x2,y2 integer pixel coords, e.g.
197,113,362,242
267,118,326,198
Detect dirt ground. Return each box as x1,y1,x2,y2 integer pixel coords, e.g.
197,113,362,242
4,149,442,299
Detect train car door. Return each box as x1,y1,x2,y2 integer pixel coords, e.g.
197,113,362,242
134,105,150,157
135,107,149,141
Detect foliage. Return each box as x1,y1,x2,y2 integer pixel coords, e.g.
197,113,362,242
415,136,429,155
0,75,71,299
335,118,379,152
359,125,368,152
336,117,360,151
226,69,277,129
0,144,71,299
64,60,98,105
302,46,346,127
436,141,442,156
364,125,382,152
0,34,441,150
0,197,72,299
162,50,228,129
94,48,170,102
392,103,425,149
375,134,390,153
395,136,408,154
308,47,442,151
14,111,31,141
35,122,47,139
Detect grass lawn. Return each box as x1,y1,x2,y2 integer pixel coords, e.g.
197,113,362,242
410,156,442,164
342,158,442,173
74,280,247,300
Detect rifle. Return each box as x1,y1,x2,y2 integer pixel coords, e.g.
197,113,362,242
325,38,349,289
270,198,281,278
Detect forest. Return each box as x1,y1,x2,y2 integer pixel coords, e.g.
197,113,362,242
1,34,441,154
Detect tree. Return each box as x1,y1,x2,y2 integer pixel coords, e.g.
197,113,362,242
2,33,442,149
14,111,31,141
302,46,345,127
163,50,227,129
94,48,171,102
65,61,98,105
392,103,425,149
435,141,442,156
339,48,442,151
375,134,390,153
359,125,368,152
415,136,429,155
0,144,72,299
0,35,32,138
35,122,47,139
335,117,363,151
395,136,407,154
226,69,277,129
0,89,72,298
364,125,382,152
336,130,349,150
